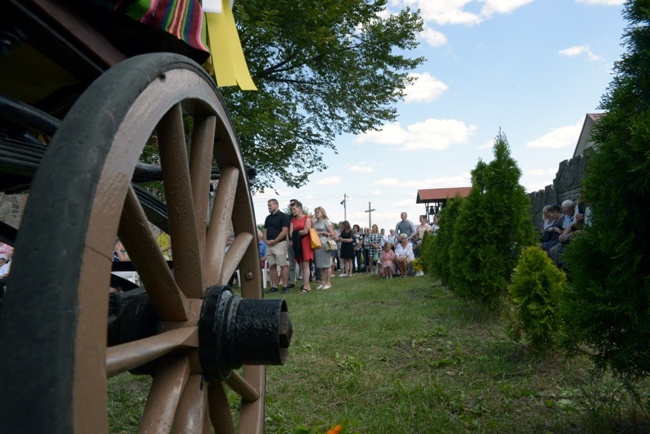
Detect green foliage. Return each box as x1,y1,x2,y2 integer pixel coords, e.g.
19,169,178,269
507,246,567,351
561,1,650,379
429,194,463,285
449,132,537,308
418,231,435,273
226,0,424,190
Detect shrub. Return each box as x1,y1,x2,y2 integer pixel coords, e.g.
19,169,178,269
418,231,434,273
508,246,567,351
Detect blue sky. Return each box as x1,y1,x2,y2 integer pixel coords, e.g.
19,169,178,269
252,0,626,232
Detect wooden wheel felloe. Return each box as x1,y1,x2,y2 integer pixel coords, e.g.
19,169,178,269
0,53,290,433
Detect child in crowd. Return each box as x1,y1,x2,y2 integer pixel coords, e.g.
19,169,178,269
379,242,395,279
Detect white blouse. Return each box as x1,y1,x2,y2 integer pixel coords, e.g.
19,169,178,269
395,242,414,261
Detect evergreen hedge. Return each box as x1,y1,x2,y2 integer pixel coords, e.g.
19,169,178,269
429,194,464,286
561,0,650,379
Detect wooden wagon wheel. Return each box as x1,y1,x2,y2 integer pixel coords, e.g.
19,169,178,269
0,53,290,433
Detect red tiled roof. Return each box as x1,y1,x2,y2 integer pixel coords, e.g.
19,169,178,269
416,187,471,203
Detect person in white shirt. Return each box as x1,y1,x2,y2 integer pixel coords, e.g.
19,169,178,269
395,234,414,278
386,229,397,247
417,215,432,241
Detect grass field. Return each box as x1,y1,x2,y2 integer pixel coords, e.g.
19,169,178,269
109,272,650,433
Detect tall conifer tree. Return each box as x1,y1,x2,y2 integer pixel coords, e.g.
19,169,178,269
450,132,537,308
562,1,650,379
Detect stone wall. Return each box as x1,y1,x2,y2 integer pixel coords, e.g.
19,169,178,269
529,154,586,231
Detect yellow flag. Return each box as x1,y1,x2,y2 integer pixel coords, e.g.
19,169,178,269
205,0,257,90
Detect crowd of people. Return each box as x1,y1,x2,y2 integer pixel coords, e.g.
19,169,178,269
262,199,439,293
2,201,442,300
539,198,589,267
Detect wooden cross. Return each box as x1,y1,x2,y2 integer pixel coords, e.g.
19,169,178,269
364,202,375,228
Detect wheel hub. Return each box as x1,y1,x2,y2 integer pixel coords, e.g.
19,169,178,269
198,285,292,381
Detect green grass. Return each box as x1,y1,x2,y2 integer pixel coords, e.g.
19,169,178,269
109,273,650,433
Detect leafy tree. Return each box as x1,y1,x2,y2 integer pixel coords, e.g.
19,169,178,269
225,0,424,190
561,1,650,379
449,132,537,308
430,194,463,286
508,246,567,352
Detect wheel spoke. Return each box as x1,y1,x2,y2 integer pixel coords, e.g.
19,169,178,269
189,114,216,277
225,370,259,402
239,366,266,434
173,374,208,434
106,327,198,377
138,355,191,434
208,381,236,434
205,166,239,286
221,232,253,286
158,103,203,298
119,186,188,321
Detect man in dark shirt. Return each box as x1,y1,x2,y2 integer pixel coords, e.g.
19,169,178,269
263,199,291,293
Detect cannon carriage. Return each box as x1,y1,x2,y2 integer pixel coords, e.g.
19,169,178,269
0,1,290,432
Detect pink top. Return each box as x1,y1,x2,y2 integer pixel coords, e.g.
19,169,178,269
380,249,395,268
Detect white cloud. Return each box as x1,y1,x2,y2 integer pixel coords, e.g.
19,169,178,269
404,119,476,150
404,72,448,103
526,120,582,149
315,176,342,185
559,44,600,61
477,140,494,149
372,177,402,187
395,198,417,208
524,180,552,193
420,25,448,47
376,8,391,19
481,0,534,17
399,0,532,26
413,0,483,25
357,122,408,145
357,118,476,151
576,0,623,5
527,167,557,176
349,163,374,173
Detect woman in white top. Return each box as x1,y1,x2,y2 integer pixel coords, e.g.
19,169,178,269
395,234,414,278
542,205,554,230
417,215,432,240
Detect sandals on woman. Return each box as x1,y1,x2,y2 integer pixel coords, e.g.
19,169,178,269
300,287,311,293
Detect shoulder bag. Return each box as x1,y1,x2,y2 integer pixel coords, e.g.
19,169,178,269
325,237,337,251
309,226,322,249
